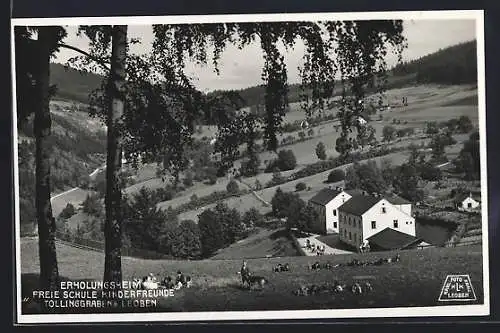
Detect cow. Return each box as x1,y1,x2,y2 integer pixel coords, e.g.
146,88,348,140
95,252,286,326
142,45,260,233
242,273,268,290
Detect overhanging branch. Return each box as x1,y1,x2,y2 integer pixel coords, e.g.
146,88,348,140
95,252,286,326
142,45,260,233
57,43,111,72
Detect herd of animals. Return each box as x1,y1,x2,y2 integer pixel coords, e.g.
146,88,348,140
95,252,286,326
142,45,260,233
238,253,402,296
132,254,402,294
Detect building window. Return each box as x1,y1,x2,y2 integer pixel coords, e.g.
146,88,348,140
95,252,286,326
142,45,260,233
349,232,352,240
371,221,376,229
344,229,347,237
333,209,337,216
359,236,362,243
354,233,357,243
358,220,362,228
393,220,398,228
381,206,386,213
334,222,337,228
467,202,472,208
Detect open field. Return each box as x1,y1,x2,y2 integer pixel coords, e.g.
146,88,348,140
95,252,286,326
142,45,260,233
178,150,412,222
51,188,92,218
127,84,478,199
211,227,300,260
21,238,484,313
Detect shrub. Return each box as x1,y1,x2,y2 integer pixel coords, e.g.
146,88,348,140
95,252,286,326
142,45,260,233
226,179,240,194
183,171,194,187
242,208,265,229
383,125,397,142
327,169,346,183
59,203,76,219
267,171,287,187
277,149,297,171
295,182,307,191
316,142,327,160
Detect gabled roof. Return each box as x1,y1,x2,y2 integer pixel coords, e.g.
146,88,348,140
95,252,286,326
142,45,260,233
384,193,411,205
309,188,342,206
367,228,422,250
337,194,381,216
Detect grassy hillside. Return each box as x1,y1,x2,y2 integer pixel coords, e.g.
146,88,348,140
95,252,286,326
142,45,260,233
21,238,484,313
18,100,106,235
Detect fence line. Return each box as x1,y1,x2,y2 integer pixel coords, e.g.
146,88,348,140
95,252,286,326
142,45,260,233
54,231,172,260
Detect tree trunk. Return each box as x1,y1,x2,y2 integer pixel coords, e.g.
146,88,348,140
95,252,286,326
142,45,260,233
35,27,59,291
104,25,127,284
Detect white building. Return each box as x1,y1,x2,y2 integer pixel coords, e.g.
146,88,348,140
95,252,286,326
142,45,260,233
455,192,481,212
337,192,419,251
308,187,362,234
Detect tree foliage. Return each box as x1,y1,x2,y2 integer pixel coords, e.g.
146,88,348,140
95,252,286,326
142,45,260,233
345,160,388,194
316,142,327,160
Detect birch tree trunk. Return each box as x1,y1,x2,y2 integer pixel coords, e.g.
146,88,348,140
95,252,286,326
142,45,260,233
104,25,127,283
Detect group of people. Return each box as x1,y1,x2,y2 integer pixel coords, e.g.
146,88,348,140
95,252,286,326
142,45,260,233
293,280,373,296
341,254,401,267
134,271,192,290
305,239,326,256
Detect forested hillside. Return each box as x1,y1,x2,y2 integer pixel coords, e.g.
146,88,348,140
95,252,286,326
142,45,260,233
392,40,477,85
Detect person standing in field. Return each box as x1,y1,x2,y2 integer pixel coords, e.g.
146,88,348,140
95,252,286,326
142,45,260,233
240,260,250,284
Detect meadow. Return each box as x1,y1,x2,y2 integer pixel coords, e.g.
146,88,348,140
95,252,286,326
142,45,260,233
20,237,484,313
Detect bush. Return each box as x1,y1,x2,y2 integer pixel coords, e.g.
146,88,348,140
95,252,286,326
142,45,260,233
242,208,265,229
327,169,346,183
383,125,397,142
267,171,287,187
277,149,297,171
226,179,240,195
316,142,327,160
59,203,77,220
82,193,103,217
295,182,307,191
183,171,194,187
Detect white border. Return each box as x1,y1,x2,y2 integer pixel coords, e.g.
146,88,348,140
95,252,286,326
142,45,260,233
12,9,489,324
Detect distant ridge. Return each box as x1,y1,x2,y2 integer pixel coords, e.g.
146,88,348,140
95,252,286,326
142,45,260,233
50,40,477,105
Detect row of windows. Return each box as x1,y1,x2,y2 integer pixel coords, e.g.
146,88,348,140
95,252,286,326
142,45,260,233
340,229,363,244
340,216,413,230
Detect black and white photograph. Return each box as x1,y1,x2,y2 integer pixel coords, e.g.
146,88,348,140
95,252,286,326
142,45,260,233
12,9,489,324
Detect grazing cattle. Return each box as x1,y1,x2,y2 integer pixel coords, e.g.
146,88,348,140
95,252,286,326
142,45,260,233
274,263,290,272
309,261,321,270
242,273,268,290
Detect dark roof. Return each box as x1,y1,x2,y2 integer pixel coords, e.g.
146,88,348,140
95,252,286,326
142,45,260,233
344,189,364,197
309,188,342,206
454,192,481,203
337,194,380,215
367,228,422,250
384,193,411,205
